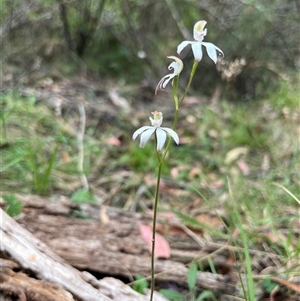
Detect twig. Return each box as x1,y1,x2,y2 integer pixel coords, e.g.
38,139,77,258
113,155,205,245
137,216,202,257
77,104,89,190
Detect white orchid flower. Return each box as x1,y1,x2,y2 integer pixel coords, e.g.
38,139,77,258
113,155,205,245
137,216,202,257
155,56,183,94
177,20,224,63
132,111,179,152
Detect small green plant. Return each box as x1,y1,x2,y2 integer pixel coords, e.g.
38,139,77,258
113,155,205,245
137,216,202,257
3,194,23,217
159,289,185,301
228,180,256,301
262,278,277,294
29,139,60,195
71,188,96,204
0,93,64,194
159,263,217,301
132,274,149,295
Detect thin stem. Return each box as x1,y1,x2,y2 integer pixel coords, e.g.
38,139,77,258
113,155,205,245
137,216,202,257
179,61,198,107
77,104,89,190
150,159,163,301
172,76,179,110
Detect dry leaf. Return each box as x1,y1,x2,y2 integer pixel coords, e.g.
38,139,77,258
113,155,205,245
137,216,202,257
105,136,121,146
138,223,170,259
108,88,130,112
100,206,110,224
261,153,270,172
236,159,250,175
208,179,224,189
225,147,249,165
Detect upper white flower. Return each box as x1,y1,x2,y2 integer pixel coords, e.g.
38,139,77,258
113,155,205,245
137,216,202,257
177,20,224,63
155,56,183,94
132,111,179,152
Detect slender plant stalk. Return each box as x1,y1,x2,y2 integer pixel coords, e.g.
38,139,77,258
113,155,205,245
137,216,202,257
228,178,255,301
77,104,89,190
150,160,163,301
179,61,198,106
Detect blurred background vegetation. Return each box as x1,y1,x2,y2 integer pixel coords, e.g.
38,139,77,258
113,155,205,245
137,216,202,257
0,0,299,198
1,0,299,98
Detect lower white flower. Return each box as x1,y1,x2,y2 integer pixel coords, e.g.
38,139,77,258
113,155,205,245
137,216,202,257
132,111,179,152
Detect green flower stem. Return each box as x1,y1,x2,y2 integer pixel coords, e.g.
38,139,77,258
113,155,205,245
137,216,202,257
150,158,163,301
179,61,198,107
172,76,179,110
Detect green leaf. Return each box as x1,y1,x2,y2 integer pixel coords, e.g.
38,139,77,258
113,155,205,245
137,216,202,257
132,274,148,295
71,189,96,204
187,263,198,291
172,210,225,237
196,290,217,301
3,194,23,217
159,289,185,301
262,278,277,293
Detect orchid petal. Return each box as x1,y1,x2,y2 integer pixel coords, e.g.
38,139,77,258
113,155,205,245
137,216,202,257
156,128,167,152
191,42,203,62
168,61,177,71
155,75,170,94
132,126,152,141
140,128,156,147
162,74,176,89
161,127,179,145
167,56,184,74
177,41,193,55
202,42,224,64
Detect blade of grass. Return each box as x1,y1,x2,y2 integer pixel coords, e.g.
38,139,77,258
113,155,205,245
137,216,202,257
228,177,255,301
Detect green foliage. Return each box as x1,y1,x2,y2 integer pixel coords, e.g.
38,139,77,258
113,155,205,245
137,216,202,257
132,274,148,295
172,210,225,239
126,143,170,175
71,189,96,204
2,0,297,98
160,263,217,301
230,194,256,301
3,194,23,217
159,289,185,301
0,92,68,194
269,81,299,110
196,291,217,301
262,278,278,294
187,263,197,292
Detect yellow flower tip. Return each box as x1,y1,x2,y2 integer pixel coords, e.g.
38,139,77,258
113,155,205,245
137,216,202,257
151,111,163,120
194,20,207,32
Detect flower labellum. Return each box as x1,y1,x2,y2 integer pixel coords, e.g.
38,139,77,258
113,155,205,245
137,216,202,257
177,20,224,63
155,56,183,94
132,111,179,152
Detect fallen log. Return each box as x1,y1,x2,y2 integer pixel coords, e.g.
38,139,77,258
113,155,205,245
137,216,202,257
0,194,234,300
1,207,111,301
0,207,168,301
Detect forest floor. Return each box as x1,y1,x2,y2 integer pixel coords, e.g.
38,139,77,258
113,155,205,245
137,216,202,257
1,71,299,301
